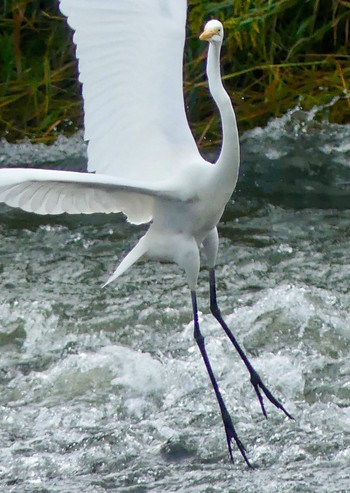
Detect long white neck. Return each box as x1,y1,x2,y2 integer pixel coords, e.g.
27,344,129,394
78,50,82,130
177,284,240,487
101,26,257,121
206,41,240,190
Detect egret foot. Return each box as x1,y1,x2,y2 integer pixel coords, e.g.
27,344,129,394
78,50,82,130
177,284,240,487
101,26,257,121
250,368,294,420
209,268,293,420
222,407,253,468
191,290,252,466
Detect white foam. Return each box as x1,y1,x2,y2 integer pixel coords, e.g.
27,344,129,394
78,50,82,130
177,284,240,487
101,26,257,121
0,131,86,166
242,100,350,164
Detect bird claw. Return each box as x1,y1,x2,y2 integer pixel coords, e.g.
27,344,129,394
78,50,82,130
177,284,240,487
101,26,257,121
223,414,253,468
250,369,294,420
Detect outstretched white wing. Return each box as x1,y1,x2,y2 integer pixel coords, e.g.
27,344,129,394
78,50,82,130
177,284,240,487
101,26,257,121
0,1,206,224
0,168,181,224
59,0,204,182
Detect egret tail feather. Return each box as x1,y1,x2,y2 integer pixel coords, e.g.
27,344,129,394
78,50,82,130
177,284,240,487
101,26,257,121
103,237,147,287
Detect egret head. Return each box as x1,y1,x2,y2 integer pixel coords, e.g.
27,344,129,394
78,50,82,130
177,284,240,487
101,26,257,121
199,20,224,43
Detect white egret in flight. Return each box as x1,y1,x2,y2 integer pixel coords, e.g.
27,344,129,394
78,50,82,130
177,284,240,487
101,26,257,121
0,0,292,466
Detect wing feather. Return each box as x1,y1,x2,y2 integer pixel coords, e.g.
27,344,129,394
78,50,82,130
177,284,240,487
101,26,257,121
59,0,205,182
0,2,206,225
0,168,175,224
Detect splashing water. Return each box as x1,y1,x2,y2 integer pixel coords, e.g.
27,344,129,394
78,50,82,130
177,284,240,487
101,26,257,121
0,110,349,492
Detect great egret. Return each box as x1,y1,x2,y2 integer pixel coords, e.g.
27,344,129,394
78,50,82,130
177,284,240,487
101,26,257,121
0,0,292,466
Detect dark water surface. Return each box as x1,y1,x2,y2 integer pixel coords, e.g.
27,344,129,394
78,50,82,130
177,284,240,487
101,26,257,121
0,109,349,492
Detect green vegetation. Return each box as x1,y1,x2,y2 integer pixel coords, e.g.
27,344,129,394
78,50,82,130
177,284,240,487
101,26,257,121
0,0,349,145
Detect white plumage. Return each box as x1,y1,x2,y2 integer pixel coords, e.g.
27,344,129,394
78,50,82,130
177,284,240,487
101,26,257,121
0,0,292,465
0,0,240,289
1,0,208,226
61,0,204,183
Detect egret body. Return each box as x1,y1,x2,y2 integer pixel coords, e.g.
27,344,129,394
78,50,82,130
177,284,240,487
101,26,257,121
0,0,292,465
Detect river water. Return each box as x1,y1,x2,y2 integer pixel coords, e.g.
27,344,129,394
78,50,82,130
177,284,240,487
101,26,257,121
0,108,349,492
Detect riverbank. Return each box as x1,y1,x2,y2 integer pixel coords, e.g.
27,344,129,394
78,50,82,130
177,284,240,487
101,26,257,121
0,1,349,145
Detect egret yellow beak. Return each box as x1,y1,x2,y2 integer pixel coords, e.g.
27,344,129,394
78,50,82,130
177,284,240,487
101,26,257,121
199,28,219,41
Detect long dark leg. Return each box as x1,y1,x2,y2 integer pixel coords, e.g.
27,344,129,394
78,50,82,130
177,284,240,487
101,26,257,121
191,290,252,467
209,269,293,420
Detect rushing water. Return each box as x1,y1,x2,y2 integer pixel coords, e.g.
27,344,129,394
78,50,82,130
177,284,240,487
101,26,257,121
0,109,349,492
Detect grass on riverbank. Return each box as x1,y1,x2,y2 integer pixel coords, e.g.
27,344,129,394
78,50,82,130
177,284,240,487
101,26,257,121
0,0,349,145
